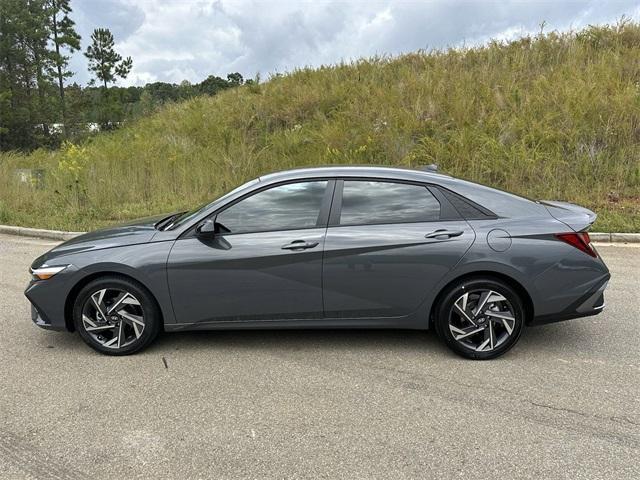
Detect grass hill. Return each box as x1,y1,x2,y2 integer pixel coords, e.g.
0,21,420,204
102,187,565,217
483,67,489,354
1,22,639,232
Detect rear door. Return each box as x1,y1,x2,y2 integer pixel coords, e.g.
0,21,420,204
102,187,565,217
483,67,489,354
167,180,334,325
322,179,475,319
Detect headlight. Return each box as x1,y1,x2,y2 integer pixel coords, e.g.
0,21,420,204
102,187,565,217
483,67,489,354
30,265,69,280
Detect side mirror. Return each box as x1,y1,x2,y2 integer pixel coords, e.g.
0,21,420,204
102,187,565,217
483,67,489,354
197,218,216,236
196,218,231,236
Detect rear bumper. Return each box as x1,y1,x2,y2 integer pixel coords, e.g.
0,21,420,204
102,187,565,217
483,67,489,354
530,276,609,326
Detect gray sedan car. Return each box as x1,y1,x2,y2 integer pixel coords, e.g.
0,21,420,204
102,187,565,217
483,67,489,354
26,166,610,359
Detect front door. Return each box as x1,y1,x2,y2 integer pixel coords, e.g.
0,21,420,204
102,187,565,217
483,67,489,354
168,180,333,325
322,180,475,318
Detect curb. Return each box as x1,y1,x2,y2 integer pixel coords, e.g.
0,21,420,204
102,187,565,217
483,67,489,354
588,232,640,243
0,225,85,241
0,224,639,243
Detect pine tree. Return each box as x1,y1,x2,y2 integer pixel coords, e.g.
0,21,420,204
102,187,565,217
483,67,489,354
84,28,132,89
26,0,55,138
48,0,80,135
0,0,39,149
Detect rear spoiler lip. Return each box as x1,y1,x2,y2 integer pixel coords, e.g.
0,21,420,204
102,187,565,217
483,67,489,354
538,200,597,232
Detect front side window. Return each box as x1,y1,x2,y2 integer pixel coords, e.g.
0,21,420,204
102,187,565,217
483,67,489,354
339,181,440,225
216,181,328,234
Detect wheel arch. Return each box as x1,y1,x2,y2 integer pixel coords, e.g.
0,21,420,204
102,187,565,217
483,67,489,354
64,271,165,332
428,270,535,328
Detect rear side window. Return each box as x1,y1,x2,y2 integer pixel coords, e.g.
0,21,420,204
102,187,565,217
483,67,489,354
338,181,440,226
217,181,328,234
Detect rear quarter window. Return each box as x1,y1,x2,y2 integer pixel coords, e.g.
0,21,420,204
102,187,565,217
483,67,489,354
447,180,546,218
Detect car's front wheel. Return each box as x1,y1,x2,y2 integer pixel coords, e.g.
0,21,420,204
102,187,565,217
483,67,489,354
73,276,161,355
434,277,525,360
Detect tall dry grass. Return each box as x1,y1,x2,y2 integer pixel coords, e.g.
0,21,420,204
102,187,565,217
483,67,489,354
1,22,639,231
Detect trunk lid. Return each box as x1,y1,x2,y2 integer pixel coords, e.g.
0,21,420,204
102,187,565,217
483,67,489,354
538,200,596,232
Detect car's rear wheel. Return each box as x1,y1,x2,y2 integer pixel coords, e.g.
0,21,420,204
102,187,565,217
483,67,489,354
434,278,525,360
73,276,161,355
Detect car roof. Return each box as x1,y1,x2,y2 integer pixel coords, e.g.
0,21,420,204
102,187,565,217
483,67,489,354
258,165,453,184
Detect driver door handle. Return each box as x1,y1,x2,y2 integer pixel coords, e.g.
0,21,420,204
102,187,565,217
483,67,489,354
425,229,464,239
281,240,319,250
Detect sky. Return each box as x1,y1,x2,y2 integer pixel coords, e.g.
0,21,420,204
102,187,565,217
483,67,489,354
69,0,640,87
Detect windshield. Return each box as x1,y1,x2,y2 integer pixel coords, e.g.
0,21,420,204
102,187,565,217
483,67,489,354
167,178,260,230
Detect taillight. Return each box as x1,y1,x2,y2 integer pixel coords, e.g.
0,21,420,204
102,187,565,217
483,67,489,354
555,232,597,258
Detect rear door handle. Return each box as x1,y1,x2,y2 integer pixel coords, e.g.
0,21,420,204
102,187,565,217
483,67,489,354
281,240,319,250
425,229,464,239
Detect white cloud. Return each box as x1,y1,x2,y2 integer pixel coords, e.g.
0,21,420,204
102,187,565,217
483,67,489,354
68,0,640,87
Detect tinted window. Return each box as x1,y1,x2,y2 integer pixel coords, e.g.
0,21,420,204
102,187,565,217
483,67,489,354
169,178,260,229
449,180,544,218
339,181,440,225
217,181,328,234
440,187,495,219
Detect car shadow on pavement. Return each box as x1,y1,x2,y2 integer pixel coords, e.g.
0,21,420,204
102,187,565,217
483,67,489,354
149,328,442,354
146,318,597,357
519,320,596,351
32,317,597,359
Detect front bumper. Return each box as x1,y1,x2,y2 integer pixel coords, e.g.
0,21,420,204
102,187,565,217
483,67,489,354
30,303,60,330
25,270,76,332
530,276,609,326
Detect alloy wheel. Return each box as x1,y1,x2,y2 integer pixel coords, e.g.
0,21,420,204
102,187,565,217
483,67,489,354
81,288,145,349
448,289,517,352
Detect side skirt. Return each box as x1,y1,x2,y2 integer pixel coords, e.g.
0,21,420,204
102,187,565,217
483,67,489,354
164,315,427,332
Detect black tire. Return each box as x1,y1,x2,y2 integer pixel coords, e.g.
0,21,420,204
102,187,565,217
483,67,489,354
73,275,161,355
434,277,525,360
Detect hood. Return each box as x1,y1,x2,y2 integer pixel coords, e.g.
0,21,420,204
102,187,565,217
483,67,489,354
539,200,597,232
46,213,169,257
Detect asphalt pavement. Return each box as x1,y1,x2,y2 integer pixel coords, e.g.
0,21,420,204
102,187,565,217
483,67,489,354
0,233,638,479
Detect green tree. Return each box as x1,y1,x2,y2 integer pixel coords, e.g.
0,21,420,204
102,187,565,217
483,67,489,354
0,0,74,149
84,28,132,89
0,91,11,135
26,0,55,139
0,0,39,149
198,75,229,96
226,72,243,86
48,0,81,135
178,79,194,99
62,81,89,138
